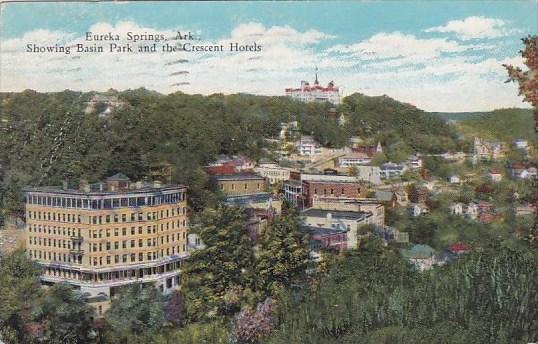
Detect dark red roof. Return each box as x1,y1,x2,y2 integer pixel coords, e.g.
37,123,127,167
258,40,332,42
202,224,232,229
449,242,471,254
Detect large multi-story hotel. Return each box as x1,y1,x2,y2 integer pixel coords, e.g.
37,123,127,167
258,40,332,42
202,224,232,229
285,70,341,104
24,173,188,315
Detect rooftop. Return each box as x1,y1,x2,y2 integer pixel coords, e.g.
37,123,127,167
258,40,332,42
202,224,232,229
212,173,265,181
301,208,371,221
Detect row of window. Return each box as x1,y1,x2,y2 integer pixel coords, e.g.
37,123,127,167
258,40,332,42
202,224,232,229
29,245,186,266
27,192,186,209
90,221,186,239
27,207,186,224
29,250,79,263
28,236,81,249
220,183,263,191
28,224,81,237
88,232,186,252
89,246,186,266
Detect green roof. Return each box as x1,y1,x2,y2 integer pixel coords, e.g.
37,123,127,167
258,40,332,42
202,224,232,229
401,244,435,259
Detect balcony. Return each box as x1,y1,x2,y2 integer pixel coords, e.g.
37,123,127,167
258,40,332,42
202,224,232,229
69,249,84,255
70,236,83,243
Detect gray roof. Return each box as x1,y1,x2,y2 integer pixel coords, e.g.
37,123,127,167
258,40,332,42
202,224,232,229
213,173,265,181
106,173,131,181
301,208,371,221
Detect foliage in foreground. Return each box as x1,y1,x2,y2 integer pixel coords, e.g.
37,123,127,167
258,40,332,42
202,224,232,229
266,240,538,344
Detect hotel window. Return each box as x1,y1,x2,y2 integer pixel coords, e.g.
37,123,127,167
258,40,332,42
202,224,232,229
131,213,135,222
231,184,235,190
122,214,127,222
130,240,135,248
122,228,127,236
114,255,119,263
122,241,127,249
106,229,111,237
244,183,248,190
114,228,119,236
106,256,111,264
114,242,119,250
114,215,119,223
106,215,111,223
138,239,143,247
138,227,143,234
122,254,127,263
130,254,135,262
106,242,111,250
131,227,135,235
138,253,143,261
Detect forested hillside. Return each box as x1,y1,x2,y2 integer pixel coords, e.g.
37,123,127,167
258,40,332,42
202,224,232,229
0,89,460,216
457,108,536,143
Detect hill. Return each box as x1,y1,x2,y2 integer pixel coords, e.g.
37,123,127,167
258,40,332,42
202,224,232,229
0,90,459,215
455,108,536,143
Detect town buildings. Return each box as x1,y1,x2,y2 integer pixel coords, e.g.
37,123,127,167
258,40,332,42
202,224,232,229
24,174,189,315
472,137,506,163
297,135,322,157
285,71,341,104
212,173,267,196
338,152,372,167
380,162,407,179
254,161,294,185
301,208,373,249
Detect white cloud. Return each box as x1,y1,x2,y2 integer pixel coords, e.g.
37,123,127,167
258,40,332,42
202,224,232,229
425,16,512,40
328,31,470,60
0,21,529,111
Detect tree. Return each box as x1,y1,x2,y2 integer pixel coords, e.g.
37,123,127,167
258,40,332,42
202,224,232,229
0,250,42,344
104,284,166,344
256,207,309,295
370,152,388,166
32,283,96,344
504,35,538,132
182,206,257,321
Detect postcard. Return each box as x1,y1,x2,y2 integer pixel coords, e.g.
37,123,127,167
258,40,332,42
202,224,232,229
0,1,537,344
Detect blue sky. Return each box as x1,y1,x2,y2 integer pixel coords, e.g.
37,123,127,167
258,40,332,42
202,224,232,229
1,1,537,111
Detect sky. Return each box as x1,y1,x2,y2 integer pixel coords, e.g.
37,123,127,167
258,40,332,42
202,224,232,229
0,1,537,111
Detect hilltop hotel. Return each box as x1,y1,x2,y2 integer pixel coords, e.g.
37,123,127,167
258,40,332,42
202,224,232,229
24,174,188,315
285,70,341,104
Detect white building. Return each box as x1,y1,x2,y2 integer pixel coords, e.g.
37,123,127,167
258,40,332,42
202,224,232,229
406,155,423,169
408,203,429,217
489,169,503,182
513,138,529,151
297,135,322,157
380,162,408,179
448,175,461,184
285,71,341,104
448,203,464,216
338,152,372,167
465,202,479,220
254,162,294,185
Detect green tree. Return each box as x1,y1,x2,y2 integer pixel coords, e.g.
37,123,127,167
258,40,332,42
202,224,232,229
370,152,388,166
183,206,257,321
256,208,309,295
104,284,166,344
0,250,42,344
32,283,95,344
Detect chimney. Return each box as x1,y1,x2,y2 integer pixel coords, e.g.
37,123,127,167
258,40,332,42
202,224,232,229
79,179,90,192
